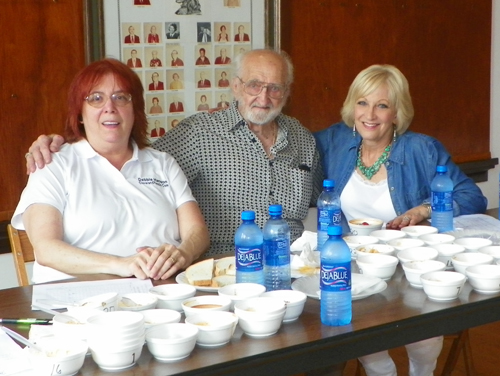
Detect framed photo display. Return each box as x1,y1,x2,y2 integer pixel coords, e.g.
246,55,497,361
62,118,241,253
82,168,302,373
102,0,268,140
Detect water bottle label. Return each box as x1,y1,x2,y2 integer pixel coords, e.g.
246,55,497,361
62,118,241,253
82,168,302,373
235,245,263,272
317,208,341,231
320,261,351,292
264,238,290,266
431,191,453,212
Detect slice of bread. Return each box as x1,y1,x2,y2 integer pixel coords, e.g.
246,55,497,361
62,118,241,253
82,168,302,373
186,258,214,286
214,256,236,277
211,274,236,288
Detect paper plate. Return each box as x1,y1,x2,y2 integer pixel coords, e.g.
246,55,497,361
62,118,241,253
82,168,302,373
291,273,387,301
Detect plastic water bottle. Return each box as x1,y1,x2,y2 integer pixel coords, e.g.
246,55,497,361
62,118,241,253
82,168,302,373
320,225,352,326
263,204,291,291
317,179,342,252
431,165,454,233
235,211,264,285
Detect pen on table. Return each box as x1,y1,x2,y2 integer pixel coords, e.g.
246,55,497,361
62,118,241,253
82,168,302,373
0,318,52,325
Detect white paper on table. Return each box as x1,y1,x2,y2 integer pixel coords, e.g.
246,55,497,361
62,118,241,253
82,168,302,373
0,330,33,375
452,213,500,233
31,278,153,310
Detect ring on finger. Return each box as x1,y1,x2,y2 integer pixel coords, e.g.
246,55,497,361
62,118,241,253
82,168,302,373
402,215,410,222
169,256,176,264
25,152,32,159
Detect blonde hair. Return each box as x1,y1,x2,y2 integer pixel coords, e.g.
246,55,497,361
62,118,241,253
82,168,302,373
340,64,414,134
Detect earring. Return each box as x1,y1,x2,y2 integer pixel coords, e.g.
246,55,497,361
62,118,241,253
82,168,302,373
393,126,397,142
353,123,356,137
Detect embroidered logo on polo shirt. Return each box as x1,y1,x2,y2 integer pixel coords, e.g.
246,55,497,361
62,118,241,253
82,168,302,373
138,177,169,187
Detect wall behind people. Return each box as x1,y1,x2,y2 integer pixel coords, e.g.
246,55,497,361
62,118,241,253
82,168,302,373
0,1,86,256
280,0,496,184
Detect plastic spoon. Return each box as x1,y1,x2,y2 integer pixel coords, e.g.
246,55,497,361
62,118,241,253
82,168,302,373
1,326,45,352
32,304,84,324
35,298,80,309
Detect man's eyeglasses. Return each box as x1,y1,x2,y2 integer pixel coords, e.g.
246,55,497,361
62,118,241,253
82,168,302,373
237,77,287,99
85,92,132,108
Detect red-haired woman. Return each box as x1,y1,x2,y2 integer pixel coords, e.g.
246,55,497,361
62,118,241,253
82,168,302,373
12,59,209,284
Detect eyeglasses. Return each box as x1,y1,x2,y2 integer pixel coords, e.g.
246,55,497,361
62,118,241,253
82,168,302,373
237,77,287,99
85,92,132,108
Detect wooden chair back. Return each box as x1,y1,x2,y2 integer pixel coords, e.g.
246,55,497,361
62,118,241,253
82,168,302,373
7,224,34,286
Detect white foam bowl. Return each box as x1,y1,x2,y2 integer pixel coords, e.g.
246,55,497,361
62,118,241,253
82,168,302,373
90,340,144,370
453,237,493,252
348,218,383,236
465,264,500,294
182,295,232,318
396,247,439,264
356,254,399,280
420,271,466,301
343,235,379,258
86,311,145,333
184,311,238,347
218,283,266,311
149,284,196,312
370,229,407,243
418,233,455,246
141,309,182,330
355,243,396,258
451,252,494,275
387,238,425,252
430,243,466,270
233,299,286,338
478,246,500,261
52,312,90,341
27,337,88,376
69,292,119,313
402,260,446,288
260,290,307,322
118,293,158,311
401,225,438,238
88,332,145,352
233,297,286,318
146,323,198,362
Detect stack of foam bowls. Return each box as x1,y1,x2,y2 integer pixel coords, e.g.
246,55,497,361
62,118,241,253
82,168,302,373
86,311,145,371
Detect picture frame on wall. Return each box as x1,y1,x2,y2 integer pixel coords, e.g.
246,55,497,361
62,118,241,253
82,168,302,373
88,0,276,140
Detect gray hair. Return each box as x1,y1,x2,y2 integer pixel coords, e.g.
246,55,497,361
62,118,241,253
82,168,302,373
233,49,294,86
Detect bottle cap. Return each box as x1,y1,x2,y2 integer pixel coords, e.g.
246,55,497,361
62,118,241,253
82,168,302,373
268,204,282,216
323,179,335,188
241,210,255,220
327,225,342,236
436,165,447,173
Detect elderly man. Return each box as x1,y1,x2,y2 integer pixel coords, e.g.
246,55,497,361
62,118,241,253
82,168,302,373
25,49,323,255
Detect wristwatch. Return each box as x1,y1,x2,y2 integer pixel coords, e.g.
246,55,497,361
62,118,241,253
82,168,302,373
421,203,432,219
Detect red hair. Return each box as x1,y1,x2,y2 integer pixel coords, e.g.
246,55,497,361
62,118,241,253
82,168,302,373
65,58,149,148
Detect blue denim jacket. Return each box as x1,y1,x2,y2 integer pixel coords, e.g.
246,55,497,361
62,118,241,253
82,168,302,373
314,122,487,230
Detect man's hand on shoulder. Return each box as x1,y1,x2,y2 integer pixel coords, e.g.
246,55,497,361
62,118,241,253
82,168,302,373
26,134,66,174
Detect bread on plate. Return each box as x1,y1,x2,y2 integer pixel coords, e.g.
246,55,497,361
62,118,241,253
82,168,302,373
214,256,236,277
185,258,214,286
211,275,236,288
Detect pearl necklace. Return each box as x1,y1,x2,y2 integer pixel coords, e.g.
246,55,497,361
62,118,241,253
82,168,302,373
356,143,391,180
